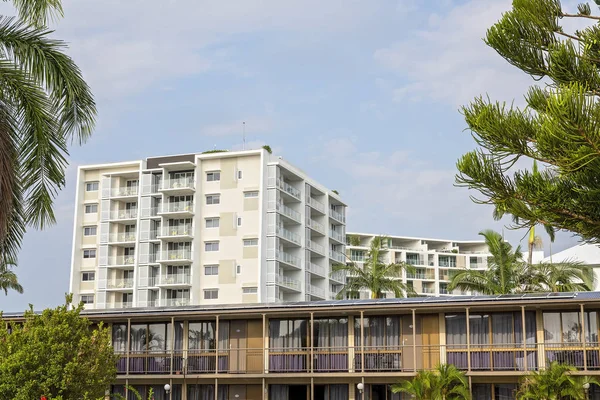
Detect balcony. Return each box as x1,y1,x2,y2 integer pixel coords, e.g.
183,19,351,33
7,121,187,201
306,218,325,235
106,278,134,290
160,298,191,307
159,201,194,217
108,232,137,243
306,196,325,214
159,177,195,194
109,209,138,221
329,209,345,224
157,250,192,264
421,287,435,294
275,202,301,223
275,275,301,292
158,274,191,286
276,179,301,201
276,225,301,245
107,301,133,309
107,255,135,267
330,271,346,284
329,229,344,243
157,225,193,240
307,240,325,255
275,250,301,269
307,284,326,298
470,262,487,269
306,261,326,277
329,249,345,263
110,186,139,199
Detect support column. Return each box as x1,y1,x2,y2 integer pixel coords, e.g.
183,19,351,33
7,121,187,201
581,303,588,371
214,378,218,400
536,310,545,369
466,307,471,372
439,313,447,365
412,309,417,373
170,316,175,374
262,377,266,400
521,306,528,371
215,315,219,375
360,311,365,373
263,314,269,373
310,312,314,373
310,377,314,400
349,315,355,372
126,318,131,375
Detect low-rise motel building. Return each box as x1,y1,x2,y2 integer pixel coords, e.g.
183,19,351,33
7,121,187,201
6,292,600,400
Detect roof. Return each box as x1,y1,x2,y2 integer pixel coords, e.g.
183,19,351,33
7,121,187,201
4,292,599,319
543,243,600,266
346,232,486,245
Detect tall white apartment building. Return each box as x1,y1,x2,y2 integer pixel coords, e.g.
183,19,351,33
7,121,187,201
345,233,492,297
69,149,347,309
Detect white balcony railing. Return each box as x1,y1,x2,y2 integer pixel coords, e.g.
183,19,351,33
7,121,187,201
276,179,301,200
306,196,325,213
329,209,345,223
276,275,301,291
308,240,325,255
306,261,326,277
329,249,345,263
421,287,435,294
306,218,325,234
159,274,191,285
161,177,195,191
106,278,134,289
160,225,193,237
276,225,301,245
276,250,301,268
307,284,325,298
329,229,344,242
159,250,192,261
110,209,138,220
330,271,346,283
108,232,137,243
162,202,194,213
276,202,301,223
161,298,191,307
110,186,138,197
108,301,133,309
107,255,135,266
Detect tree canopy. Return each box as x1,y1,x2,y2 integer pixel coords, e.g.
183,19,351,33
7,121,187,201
0,297,117,399
456,0,600,243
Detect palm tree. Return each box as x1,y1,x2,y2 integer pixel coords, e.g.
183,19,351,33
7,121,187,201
392,364,471,400
112,385,154,400
448,230,529,295
0,259,22,295
530,261,594,293
517,362,598,400
0,1,95,272
332,236,415,299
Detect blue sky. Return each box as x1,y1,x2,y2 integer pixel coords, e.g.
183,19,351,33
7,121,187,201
0,0,586,311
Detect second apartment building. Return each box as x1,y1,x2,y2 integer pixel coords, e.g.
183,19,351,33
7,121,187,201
69,149,347,309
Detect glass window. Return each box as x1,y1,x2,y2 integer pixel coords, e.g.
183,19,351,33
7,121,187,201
205,218,219,228
204,289,218,299
84,204,98,213
236,265,241,274
244,190,258,198
237,170,243,179
205,242,219,252
204,265,219,275
83,249,96,258
206,172,221,182
112,323,128,353
243,238,258,246
188,321,216,350
237,217,242,226
269,319,308,349
82,272,95,281
83,226,97,236
85,181,99,191
242,287,257,294
313,318,348,348
543,311,597,343
81,295,94,304
354,316,400,347
206,194,220,205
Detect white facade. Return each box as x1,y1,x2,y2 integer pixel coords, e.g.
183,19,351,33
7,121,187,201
543,243,600,290
69,149,347,309
345,233,492,297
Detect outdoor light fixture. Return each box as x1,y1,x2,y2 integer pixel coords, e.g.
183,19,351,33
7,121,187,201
356,383,364,392
164,384,171,394
584,382,590,400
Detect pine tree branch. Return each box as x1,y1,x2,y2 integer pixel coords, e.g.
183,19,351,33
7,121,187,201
553,30,582,42
561,12,600,21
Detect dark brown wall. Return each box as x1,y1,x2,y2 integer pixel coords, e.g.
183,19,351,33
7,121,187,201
146,154,195,169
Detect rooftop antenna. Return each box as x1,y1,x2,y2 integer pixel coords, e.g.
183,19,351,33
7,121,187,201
242,121,246,150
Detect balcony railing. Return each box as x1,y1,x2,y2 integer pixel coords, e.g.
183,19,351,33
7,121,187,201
421,287,435,294
108,232,137,243
329,209,345,223
276,225,301,245
108,301,133,309
329,249,345,263
276,250,301,268
107,255,135,266
307,284,325,298
161,177,195,191
308,240,325,255
330,271,346,283
276,179,301,200
306,261,326,277
110,186,138,197
110,209,138,220
276,275,301,291
158,250,192,262
276,202,301,223
306,218,325,234
106,278,134,289
160,298,191,307
306,196,325,213
161,201,194,213
470,262,487,269
159,274,191,285
329,229,344,242
160,225,193,237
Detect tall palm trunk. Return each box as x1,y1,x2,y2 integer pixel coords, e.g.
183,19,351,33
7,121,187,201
528,226,535,266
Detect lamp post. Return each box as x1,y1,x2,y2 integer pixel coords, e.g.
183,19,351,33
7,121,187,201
164,383,171,396
357,382,364,400
584,382,590,400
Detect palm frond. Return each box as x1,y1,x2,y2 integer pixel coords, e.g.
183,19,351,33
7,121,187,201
9,0,64,28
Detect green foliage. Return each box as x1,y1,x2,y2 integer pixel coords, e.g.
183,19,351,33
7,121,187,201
517,362,598,400
0,0,96,275
456,0,600,243
333,235,415,299
262,145,272,154
0,258,22,294
347,235,361,246
111,386,154,400
332,189,339,195
0,296,118,399
392,364,471,400
201,149,228,154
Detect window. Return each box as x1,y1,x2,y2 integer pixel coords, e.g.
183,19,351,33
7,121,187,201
85,181,99,191
243,238,258,246
244,191,259,198
206,194,220,205
83,226,97,236
81,295,94,304
243,287,257,294
204,289,219,299
84,204,98,214
236,265,241,274
82,272,95,281
206,171,221,182
237,217,242,226
204,265,219,275
205,241,219,252
83,249,96,259
237,170,243,180
205,218,220,228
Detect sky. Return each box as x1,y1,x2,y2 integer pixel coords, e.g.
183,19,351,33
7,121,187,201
0,0,589,311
